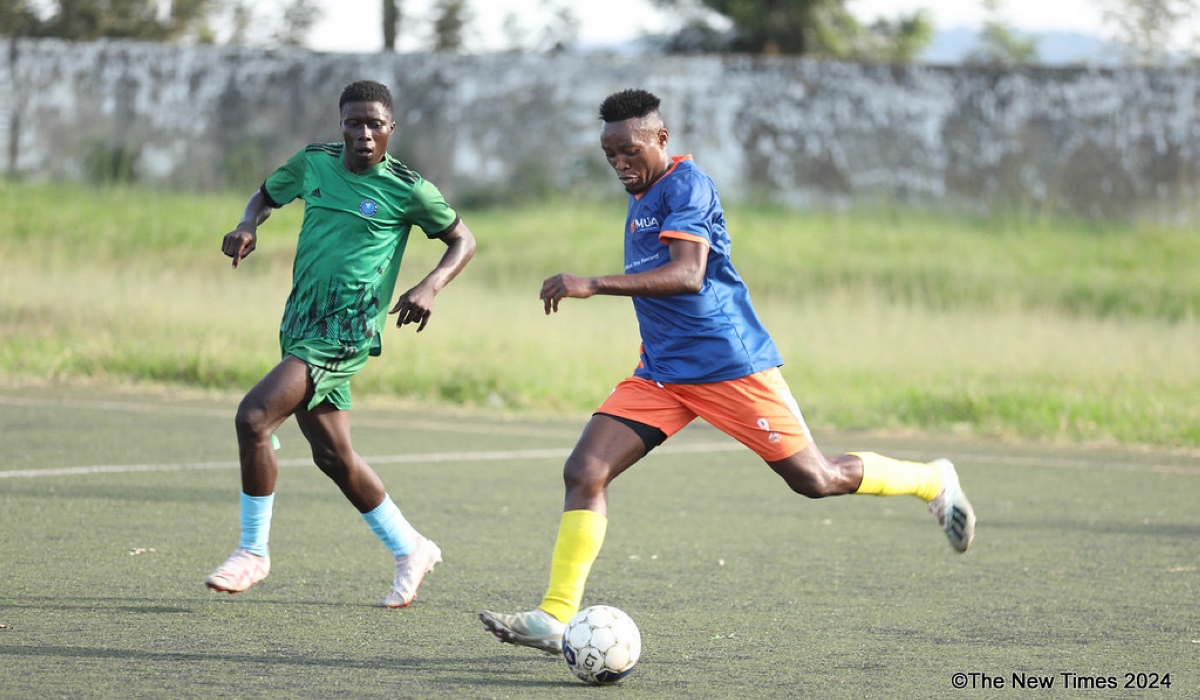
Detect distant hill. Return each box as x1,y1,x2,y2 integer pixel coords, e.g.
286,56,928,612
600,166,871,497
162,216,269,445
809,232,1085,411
598,25,1133,67
921,25,1123,66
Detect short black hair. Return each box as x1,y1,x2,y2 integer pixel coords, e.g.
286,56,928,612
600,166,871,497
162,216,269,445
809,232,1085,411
339,80,394,113
599,89,662,123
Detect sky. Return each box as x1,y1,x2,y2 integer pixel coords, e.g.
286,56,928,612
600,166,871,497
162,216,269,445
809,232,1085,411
306,0,1113,54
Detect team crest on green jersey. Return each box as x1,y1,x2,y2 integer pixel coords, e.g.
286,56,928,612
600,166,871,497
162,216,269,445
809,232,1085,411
359,200,378,216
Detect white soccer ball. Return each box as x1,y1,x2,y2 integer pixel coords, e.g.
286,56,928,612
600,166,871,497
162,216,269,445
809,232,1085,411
561,605,641,685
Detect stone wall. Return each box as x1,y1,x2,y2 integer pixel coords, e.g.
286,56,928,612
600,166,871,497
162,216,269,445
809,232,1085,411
3,38,1198,220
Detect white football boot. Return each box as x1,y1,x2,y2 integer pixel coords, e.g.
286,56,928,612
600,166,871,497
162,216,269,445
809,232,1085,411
479,608,566,655
205,548,270,594
378,535,442,608
927,459,976,552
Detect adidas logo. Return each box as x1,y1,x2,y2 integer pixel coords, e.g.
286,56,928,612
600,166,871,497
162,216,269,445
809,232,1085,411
947,507,968,539
310,188,322,199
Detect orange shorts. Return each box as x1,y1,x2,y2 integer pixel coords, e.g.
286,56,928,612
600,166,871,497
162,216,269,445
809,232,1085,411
596,367,813,462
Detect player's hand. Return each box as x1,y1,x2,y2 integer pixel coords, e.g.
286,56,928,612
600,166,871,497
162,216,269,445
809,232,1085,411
390,285,434,332
540,273,595,314
221,229,256,269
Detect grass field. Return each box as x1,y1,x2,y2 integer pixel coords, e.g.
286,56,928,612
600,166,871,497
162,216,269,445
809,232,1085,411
1,182,1197,695
2,183,1198,446
1,385,1198,698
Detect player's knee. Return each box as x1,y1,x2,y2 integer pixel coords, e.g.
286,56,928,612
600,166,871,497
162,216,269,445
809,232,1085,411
562,456,610,494
234,401,270,438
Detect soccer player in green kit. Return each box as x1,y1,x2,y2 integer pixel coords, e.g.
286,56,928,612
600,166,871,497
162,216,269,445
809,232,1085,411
205,80,476,608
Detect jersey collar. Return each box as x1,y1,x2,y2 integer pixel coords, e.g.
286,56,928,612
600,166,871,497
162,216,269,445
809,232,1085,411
634,155,693,200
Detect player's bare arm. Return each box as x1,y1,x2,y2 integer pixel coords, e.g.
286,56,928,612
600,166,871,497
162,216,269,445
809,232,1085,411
390,219,477,332
221,189,273,269
540,237,707,314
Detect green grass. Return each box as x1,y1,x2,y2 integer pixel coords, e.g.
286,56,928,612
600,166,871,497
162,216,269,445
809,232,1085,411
1,182,1197,446
1,388,1197,698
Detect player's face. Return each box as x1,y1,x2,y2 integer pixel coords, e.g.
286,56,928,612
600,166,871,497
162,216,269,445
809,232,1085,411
340,101,395,172
600,118,671,195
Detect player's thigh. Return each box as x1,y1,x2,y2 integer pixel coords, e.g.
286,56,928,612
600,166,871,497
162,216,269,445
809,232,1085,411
238,355,312,429
676,368,813,462
569,378,696,484
562,414,656,512
594,376,697,440
568,414,655,484
281,336,366,412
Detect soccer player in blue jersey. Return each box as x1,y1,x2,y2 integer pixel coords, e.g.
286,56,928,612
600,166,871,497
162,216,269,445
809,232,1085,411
204,80,475,608
480,88,975,653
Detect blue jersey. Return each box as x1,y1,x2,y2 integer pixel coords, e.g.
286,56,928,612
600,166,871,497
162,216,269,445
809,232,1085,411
624,156,782,383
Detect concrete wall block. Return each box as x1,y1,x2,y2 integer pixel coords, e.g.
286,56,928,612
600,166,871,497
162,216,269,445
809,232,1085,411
3,39,1197,221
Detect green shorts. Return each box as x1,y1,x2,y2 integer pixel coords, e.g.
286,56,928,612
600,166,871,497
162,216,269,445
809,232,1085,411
280,334,371,411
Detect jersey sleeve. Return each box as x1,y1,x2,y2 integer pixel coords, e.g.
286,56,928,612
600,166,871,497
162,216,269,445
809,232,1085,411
404,178,460,238
261,146,309,208
659,172,715,248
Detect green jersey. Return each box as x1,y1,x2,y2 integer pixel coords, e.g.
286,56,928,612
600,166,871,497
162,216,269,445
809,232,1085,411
262,143,459,355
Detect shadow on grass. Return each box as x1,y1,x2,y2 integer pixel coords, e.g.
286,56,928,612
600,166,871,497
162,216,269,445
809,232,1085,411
0,643,576,690
0,596,413,612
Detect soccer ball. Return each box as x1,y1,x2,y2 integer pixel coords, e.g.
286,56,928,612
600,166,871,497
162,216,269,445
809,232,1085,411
561,605,641,685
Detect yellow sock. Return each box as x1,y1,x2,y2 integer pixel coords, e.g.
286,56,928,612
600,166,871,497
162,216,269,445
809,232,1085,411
851,452,943,501
539,509,608,623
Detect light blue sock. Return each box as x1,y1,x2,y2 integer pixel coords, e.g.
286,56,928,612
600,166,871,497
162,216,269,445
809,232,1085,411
362,494,418,558
238,492,274,557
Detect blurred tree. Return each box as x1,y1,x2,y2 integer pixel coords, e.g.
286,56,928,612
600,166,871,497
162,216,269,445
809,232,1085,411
28,0,215,41
966,0,1039,65
383,0,401,51
1097,0,1198,64
500,0,579,52
223,1,253,44
217,1,319,48
535,0,578,51
6,0,319,47
272,0,320,47
431,0,470,52
647,0,933,60
0,0,41,37
851,10,935,62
